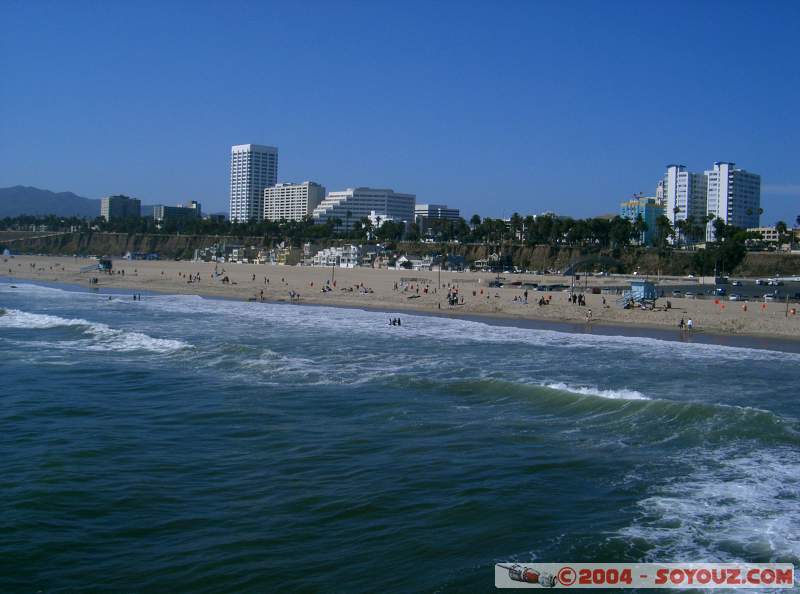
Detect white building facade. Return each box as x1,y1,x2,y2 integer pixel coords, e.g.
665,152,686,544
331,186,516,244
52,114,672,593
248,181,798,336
263,181,326,222
662,164,708,229
415,204,460,221
312,188,416,230
704,162,761,240
310,245,362,268
229,144,278,222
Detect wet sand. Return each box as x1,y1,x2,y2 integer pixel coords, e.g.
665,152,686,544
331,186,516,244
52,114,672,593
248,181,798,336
4,255,800,341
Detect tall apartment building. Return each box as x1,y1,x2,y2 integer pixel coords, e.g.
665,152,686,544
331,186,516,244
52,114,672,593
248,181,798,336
263,182,326,222
662,164,708,229
312,188,416,230
100,195,141,221
704,162,761,240
229,144,278,222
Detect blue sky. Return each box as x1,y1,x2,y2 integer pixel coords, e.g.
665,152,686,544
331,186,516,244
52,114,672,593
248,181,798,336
1,0,798,225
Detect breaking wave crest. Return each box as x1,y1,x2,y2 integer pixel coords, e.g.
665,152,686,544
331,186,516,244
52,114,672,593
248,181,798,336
0,308,189,354
544,382,649,400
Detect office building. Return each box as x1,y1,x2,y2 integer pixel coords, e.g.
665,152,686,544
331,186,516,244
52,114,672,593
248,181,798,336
153,201,202,225
415,203,460,232
229,144,278,222
312,188,415,230
263,182,326,222
205,213,227,224
704,162,760,240
746,227,779,243
619,195,665,245
100,195,141,221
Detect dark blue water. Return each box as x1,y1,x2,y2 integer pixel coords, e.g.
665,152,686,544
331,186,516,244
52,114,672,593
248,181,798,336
1,282,798,592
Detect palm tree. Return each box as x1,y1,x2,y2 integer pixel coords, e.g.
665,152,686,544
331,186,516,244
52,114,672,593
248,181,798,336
776,220,789,247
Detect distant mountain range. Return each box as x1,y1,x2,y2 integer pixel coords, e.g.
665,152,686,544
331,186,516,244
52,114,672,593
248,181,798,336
0,186,101,218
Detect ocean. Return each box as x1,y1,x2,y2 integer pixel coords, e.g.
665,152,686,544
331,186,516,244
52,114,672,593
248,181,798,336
1,281,798,592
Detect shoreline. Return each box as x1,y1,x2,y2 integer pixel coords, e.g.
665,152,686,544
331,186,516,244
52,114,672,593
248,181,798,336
4,275,800,354
3,255,799,346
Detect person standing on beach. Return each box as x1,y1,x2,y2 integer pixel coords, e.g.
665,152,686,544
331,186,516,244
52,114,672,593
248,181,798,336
687,318,694,331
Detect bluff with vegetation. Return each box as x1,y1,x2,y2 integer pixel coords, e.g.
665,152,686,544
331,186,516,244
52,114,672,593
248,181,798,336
3,230,799,277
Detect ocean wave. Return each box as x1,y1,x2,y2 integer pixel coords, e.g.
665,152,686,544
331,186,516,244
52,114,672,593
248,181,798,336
544,382,650,400
0,308,189,354
6,284,798,362
137,294,800,363
618,445,800,567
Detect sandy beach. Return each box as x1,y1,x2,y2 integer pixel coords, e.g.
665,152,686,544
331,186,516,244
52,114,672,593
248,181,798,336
3,255,799,340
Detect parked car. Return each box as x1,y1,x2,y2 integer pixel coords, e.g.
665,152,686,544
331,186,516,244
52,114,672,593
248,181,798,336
756,279,767,285
685,291,697,299
672,290,683,297
729,293,744,301
731,280,743,287
713,287,727,296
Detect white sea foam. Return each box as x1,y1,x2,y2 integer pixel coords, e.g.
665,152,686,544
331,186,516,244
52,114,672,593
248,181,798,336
619,446,800,566
7,284,798,362
0,308,189,354
544,382,650,400
138,293,800,363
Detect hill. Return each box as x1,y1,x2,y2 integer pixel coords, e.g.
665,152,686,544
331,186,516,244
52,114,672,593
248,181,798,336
0,186,100,218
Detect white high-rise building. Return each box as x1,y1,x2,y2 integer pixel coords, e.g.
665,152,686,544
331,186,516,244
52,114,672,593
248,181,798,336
704,162,761,240
263,182,326,222
662,164,708,229
312,188,416,230
229,144,278,222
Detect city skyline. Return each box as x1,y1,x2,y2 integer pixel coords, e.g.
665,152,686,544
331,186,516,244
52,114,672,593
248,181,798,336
2,2,799,225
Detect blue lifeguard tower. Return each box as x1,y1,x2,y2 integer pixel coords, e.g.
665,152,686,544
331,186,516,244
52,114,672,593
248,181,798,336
619,279,658,308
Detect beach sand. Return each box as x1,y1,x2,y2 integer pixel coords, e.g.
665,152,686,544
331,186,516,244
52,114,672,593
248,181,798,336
4,255,800,340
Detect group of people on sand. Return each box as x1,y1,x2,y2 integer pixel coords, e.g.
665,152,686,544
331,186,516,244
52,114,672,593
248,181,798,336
388,317,402,326
569,292,587,306
179,272,201,284
446,288,462,307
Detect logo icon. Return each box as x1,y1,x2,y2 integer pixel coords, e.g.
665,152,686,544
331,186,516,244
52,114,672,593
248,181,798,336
499,564,558,587
558,566,577,586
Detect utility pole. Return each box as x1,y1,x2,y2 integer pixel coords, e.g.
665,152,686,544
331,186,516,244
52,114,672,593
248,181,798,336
438,253,442,308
